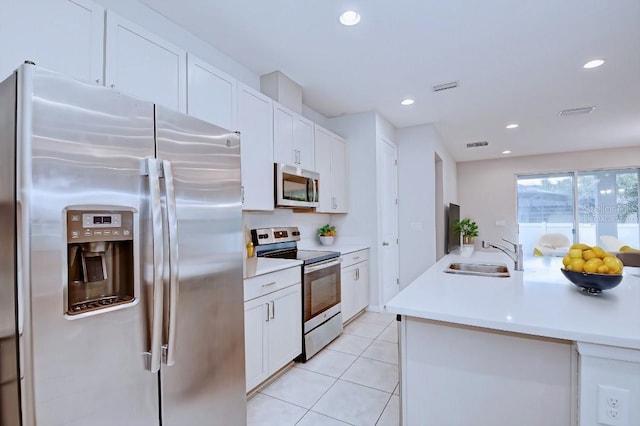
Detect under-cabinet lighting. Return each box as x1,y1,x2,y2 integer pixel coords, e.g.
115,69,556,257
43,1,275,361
401,98,414,106
502,150,512,154
506,123,519,129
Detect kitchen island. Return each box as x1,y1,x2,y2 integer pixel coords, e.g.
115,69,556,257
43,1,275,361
385,251,640,426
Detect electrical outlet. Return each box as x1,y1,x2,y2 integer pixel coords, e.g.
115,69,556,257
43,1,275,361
598,385,630,426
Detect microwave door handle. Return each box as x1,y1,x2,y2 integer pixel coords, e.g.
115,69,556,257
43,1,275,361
312,178,317,203
145,158,164,373
314,179,318,202
162,160,179,367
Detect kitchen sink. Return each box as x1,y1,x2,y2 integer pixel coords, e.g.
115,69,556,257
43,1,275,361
444,262,510,278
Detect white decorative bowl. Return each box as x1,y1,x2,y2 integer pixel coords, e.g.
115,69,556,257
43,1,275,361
319,236,334,246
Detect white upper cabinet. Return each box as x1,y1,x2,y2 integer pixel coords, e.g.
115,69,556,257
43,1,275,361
237,83,274,211
187,54,236,130
105,11,187,112
314,126,348,213
273,103,314,170
1,0,104,84
293,115,314,170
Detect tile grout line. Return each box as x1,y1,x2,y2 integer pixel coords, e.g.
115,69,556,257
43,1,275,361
374,392,395,426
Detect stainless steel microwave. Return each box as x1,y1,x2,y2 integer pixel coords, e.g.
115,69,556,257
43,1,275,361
275,163,320,208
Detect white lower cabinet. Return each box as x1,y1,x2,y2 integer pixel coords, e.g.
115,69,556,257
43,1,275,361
341,249,370,323
244,267,301,392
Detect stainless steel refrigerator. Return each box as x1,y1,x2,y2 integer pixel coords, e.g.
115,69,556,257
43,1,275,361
0,63,246,426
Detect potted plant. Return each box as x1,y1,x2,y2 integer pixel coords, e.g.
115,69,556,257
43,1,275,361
318,224,336,245
453,218,478,256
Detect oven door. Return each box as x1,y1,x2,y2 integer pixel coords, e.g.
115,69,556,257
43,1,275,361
303,258,342,333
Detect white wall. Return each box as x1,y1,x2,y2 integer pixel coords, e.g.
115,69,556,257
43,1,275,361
243,210,332,247
457,147,640,249
326,112,378,245
396,124,458,287
326,112,383,307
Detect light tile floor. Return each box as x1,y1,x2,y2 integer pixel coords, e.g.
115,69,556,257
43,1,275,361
247,311,399,426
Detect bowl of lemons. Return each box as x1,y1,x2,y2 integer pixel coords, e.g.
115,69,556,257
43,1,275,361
561,243,624,294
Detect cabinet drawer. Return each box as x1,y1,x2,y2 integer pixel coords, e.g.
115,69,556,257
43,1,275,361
244,266,301,302
341,249,369,268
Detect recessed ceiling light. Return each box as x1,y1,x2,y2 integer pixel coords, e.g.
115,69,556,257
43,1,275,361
502,150,512,154
505,123,519,129
339,10,361,26
583,59,605,69
400,98,414,106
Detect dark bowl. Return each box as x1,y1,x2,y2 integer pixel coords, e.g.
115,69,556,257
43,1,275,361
560,268,623,295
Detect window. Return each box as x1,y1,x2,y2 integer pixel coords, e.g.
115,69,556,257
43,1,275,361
517,168,639,255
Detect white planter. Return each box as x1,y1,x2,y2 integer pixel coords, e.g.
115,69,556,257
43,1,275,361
319,236,334,246
460,244,474,257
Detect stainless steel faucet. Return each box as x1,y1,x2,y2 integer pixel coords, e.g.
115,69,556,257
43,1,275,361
482,239,524,271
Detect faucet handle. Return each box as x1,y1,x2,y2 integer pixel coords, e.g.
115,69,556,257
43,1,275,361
501,238,519,249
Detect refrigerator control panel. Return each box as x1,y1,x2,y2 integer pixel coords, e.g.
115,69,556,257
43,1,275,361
67,210,133,243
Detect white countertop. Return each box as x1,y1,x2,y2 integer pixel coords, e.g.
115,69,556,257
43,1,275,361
385,251,640,349
244,257,302,279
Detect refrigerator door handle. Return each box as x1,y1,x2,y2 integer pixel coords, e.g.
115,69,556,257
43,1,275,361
162,160,179,366
145,157,164,373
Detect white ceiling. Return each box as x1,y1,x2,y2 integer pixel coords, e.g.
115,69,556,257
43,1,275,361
139,0,640,162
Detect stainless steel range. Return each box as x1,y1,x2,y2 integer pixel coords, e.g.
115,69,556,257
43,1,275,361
251,227,343,361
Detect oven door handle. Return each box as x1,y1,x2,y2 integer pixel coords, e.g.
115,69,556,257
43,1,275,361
304,258,342,273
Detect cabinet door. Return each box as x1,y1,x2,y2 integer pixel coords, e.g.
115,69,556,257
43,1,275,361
341,265,356,324
237,83,274,211
244,298,269,392
331,136,348,213
273,104,295,165
353,261,370,314
187,54,236,130
314,126,333,212
1,0,104,84
294,115,314,170
105,11,187,112
268,284,302,372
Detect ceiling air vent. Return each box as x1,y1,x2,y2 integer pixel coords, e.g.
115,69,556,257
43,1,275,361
558,106,596,116
466,141,488,148
432,81,459,92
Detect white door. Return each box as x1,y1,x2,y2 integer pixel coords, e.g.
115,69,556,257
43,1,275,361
186,54,236,130
273,104,295,165
294,115,314,170
340,264,356,323
378,138,400,304
237,83,274,211
354,261,370,313
331,136,348,212
244,298,268,392
267,285,302,371
313,126,333,212
105,11,186,112
1,0,104,84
